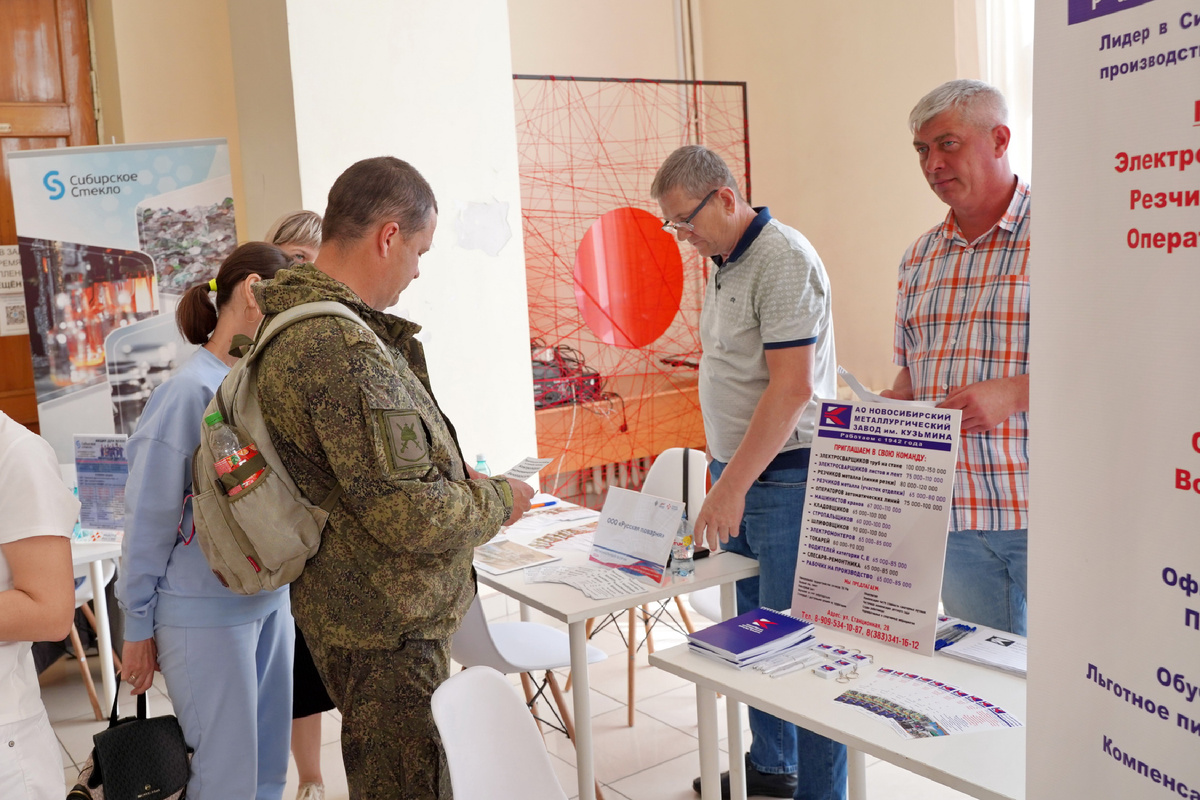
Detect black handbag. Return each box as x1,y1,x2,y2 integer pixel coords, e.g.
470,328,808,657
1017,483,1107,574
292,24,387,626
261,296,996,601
67,677,192,800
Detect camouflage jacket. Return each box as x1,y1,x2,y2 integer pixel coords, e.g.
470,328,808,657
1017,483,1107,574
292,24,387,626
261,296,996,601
253,265,513,648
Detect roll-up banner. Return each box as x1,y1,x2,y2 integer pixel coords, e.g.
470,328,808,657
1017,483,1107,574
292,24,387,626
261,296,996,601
5,139,236,461
1030,2,1199,797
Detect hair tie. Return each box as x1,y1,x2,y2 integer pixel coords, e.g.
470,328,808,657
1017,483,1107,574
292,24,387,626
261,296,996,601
208,278,218,292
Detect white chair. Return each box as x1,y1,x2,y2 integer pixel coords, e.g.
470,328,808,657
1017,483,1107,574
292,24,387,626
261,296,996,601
69,559,120,720
578,447,709,725
450,593,607,797
687,585,723,623
432,666,568,800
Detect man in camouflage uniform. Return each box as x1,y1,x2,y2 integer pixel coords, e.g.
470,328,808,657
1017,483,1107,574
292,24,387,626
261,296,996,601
253,156,535,799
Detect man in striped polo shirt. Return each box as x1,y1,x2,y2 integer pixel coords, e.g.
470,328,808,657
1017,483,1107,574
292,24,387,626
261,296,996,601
653,145,843,800
882,80,1030,636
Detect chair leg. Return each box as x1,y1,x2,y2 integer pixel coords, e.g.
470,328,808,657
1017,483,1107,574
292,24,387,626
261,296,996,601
674,595,696,634
68,624,103,721
546,671,605,800
641,605,655,654
627,608,636,727
519,672,543,734
80,602,122,672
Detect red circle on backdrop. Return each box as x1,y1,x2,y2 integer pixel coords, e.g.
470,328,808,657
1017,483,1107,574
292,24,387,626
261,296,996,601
572,207,684,349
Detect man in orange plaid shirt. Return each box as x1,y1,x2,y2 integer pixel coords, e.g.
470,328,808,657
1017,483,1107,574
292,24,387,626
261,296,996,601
881,80,1030,636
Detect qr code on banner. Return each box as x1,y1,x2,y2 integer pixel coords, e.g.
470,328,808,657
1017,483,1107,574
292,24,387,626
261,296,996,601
4,302,25,328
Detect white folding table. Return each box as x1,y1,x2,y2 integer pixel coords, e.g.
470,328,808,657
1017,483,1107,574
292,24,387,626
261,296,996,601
70,540,123,712
476,549,758,800
650,630,1026,800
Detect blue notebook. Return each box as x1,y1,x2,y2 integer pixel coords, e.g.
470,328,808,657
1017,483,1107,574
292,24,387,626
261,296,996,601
688,607,815,666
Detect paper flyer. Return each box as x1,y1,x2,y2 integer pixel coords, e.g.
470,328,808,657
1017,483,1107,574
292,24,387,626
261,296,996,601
589,486,682,585
473,539,561,575
835,667,1022,740
790,398,961,655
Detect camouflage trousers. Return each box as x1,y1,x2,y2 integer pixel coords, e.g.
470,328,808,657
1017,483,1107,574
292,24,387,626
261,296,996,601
306,636,452,800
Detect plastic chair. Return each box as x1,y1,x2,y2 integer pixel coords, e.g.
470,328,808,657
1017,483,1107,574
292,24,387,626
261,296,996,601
450,593,607,797
432,666,569,800
687,585,723,623
577,447,709,726
69,559,120,720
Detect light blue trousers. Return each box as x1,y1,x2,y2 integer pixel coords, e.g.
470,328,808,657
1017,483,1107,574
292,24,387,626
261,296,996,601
156,605,295,800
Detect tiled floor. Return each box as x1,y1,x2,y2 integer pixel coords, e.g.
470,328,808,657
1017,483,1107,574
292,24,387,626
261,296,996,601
46,588,973,799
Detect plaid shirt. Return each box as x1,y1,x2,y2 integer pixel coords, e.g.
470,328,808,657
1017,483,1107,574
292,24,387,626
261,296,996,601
893,180,1030,531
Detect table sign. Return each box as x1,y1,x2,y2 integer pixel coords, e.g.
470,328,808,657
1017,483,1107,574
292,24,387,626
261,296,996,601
590,486,682,585
791,389,961,655
73,433,128,540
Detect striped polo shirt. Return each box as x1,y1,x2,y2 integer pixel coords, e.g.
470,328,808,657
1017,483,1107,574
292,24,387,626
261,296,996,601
893,180,1030,532
700,208,837,464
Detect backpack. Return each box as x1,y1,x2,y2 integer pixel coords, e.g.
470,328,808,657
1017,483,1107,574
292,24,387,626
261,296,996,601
191,300,389,595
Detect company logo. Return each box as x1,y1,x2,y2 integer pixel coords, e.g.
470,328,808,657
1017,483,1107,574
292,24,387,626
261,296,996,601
43,170,65,200
40,169,139,199
1068,0,1157,25
752,618,777,627
820,403,852,429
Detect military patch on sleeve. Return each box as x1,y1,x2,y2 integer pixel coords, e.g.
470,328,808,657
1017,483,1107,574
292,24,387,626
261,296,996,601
378,409,433,477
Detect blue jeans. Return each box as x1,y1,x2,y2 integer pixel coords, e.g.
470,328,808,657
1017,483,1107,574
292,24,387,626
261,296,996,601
941,529,1028,636
711,460,848,800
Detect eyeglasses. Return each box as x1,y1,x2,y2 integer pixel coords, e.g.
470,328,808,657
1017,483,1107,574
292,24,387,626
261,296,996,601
661,189,717,234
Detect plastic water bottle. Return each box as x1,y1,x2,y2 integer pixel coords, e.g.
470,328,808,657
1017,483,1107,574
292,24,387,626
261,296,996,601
205,411,263,496
671,516,695,578
475,453,491,477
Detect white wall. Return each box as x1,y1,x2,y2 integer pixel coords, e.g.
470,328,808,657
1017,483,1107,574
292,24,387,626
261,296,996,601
698,1,957,391
507,0,961,391
90,0,250,239
259,0,538,471
226,0,303,241
508,0,681,79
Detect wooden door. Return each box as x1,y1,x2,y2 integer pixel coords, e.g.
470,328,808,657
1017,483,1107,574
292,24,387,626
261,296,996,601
0,0,98,432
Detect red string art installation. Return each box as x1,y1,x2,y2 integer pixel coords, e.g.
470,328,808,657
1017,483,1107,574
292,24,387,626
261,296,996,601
513,76,749,505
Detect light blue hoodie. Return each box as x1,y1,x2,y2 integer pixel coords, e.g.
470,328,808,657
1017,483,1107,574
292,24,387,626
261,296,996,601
117,347,286,642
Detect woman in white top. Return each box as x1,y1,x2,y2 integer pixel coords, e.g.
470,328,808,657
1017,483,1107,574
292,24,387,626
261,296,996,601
0,412,79,800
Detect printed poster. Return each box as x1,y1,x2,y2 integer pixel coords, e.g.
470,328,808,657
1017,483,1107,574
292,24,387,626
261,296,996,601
791,399,961,656
0,246,25,337
4,139,235,460
73,434,127,540
1029,1,1200,797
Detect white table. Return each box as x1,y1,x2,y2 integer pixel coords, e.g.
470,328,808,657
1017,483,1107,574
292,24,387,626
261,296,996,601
650,631,1026,800
476,549,759,800
70,540,122,712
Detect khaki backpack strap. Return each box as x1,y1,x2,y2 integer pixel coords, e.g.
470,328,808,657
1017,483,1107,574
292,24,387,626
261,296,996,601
249,301,392,366
217,300,390,428
226,300,389,514
319,484,344,514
